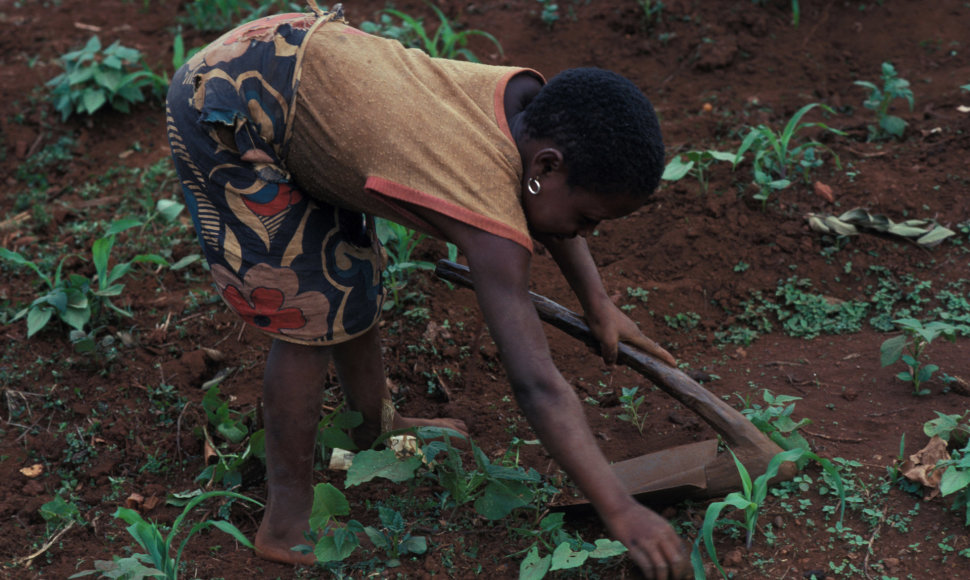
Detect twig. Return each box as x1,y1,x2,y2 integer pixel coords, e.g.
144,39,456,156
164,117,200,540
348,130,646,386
175,401,192,468
803,430,865,443
13,521,76,567
866,407,911,418
861,507,887,580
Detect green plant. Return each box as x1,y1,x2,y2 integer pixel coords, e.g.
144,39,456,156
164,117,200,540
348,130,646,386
537,0,560,29
179,0,300,33
46,36,164,121
880,318,958,395
740,390,811,455
662,149,737,193
854,61,914,141
40,494,84,534
376,219,457,311
635,0,665,30
71,490,261,579
665,311,701,331
734,102,845,208
423,431,546,519
927,413,970,526
1,217,171,337
692,447,805,578
374,3,504,63
617,386,647,434
363,506,429,566
517,512,628,580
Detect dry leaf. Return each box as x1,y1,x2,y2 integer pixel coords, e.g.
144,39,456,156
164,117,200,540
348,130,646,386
126,493,145,510
203,440,218,465
900,436,950,499
20,464,44,478
814,181,835,203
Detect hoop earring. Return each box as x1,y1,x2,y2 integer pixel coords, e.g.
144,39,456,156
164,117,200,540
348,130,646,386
527,177,541,195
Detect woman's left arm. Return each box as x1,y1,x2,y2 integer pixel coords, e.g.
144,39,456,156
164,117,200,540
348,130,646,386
537,234,676,367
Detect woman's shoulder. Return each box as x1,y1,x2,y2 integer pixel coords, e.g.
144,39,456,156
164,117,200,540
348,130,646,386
503,71,544,120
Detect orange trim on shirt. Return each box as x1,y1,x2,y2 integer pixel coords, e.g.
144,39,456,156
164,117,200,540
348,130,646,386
365,176,534,252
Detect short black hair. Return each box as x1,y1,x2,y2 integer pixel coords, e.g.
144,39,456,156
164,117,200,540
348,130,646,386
521,67,664,199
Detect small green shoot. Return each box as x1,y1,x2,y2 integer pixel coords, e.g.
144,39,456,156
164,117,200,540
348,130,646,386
693,447,805,578
537,0,560,29
618,386,648,435
740,389,812,457
374,3,503,63
854,62,915,141
880,318,958,395
662,149,738,193
734,102,845,209
377,219,457,311
71,490,261,579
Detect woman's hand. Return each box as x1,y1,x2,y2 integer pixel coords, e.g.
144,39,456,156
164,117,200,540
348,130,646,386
585,294,676,367
602,500,691,580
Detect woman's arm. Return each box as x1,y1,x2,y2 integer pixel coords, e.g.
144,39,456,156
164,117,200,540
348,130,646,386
536,234,676,367
454,226,688,579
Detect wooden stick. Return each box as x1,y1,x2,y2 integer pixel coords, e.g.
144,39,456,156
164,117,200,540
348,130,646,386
435,260,795,498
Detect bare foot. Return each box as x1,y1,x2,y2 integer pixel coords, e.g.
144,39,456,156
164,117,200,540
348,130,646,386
353,414,468,449
393,414,468,436
254,521,316,566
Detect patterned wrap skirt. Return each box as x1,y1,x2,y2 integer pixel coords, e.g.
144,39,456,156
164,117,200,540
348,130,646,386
165,9,385,345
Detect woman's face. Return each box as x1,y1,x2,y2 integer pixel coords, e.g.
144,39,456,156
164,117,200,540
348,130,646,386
521,170,642,240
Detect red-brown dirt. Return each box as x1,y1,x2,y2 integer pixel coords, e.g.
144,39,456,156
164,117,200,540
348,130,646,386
1,1,969,579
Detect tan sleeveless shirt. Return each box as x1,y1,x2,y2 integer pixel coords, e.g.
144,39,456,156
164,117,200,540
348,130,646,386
286,21,541,252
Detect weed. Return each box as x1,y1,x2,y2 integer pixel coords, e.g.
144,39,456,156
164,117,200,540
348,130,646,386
40,494,84,535
922,411,970,525
740,389,811,455
1,218,173,337
617,386,647,434
662,149,737,193
179,0,300,33
363,506,429,566
665,311,701,331
880,318,958,395
373,3,504,63
14,135,75,191
537,0,560,29
734,102,845,208
46,36,164,121
519,534,627,578
71,490,260,579
635,0,665,30
854,61,914,141
377,219,457,311
692,447,805,578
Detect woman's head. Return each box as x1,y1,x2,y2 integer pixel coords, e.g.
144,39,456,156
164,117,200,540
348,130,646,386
520,68,664,200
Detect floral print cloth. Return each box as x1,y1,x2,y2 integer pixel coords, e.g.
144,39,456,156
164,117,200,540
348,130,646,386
165,8,385,344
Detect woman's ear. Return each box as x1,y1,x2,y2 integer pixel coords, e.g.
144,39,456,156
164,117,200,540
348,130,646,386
532,147,565,175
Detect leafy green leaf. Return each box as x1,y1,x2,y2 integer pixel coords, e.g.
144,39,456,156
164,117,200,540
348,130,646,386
940,467,970,496
550,541,589,570
880,335,907,366
519,545,551,580
309,483,350,530
588,538,627,559
345,448,423,486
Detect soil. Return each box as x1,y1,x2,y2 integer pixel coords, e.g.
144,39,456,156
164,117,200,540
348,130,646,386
1,1,969,579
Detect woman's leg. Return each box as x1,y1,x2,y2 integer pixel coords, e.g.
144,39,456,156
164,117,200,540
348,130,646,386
255,338,331,565
332,326,468,448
